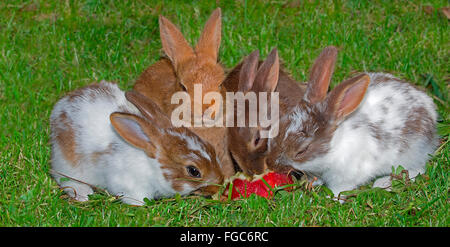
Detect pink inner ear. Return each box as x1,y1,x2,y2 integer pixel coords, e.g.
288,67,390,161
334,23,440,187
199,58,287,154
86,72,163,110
159,16,194,67
306,46,338,104
313,65,333,101
238,50,260,92
253,48,279,93
264,53,279,92
195,8,222,60
337,79,369,118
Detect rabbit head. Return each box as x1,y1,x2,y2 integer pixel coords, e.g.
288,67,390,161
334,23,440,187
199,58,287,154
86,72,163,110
110,91,224,196
159,8,224,114
265,47,371,173
227,48,280,176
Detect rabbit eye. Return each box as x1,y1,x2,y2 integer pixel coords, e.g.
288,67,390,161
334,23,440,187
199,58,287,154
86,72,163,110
253,131,262,147
254,136,261,147
296,145,309,158
186,165,201,178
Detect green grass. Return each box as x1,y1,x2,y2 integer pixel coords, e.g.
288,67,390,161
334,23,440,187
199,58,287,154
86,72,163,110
0,0,448,226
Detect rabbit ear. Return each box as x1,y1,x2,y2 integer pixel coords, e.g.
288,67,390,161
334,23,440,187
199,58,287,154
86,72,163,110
305,46,338,104
195,8,222,62
125,91,172,129
159,15,195,69
238,50,260,92
252,48,279,93
110,113,158,156
326,73,370,121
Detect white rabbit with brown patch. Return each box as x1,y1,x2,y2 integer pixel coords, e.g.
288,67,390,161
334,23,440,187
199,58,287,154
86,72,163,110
50,82,224,205
266,47,439,196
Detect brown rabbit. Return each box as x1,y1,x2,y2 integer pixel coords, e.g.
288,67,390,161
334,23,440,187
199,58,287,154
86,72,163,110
133,8,235,178
222,48,309,176
134,8,224,115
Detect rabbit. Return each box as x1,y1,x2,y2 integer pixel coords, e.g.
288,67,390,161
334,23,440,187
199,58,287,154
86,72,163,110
222,48,307,176
50,81,224,205
265,48,439,196
133,8,235,178
134,8,224,115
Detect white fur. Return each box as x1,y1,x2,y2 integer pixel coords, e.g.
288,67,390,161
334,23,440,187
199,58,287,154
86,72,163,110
277,73,439,195
284,108,309,140
50,81,204,205
166,129,211,161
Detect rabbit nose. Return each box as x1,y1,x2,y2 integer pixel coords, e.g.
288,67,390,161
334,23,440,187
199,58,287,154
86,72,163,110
249,167,264,175
288,169,305,180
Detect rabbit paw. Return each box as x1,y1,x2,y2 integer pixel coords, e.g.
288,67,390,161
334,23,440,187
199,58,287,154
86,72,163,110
61,181,94,202
372,176,392,191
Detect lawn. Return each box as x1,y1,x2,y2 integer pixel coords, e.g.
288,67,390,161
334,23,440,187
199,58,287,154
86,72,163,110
0,0,448,226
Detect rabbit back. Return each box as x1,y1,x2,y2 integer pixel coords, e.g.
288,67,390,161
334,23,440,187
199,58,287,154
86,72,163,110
314,73,438,193
50,82,174,204
51,81,137,166
343,72,438,168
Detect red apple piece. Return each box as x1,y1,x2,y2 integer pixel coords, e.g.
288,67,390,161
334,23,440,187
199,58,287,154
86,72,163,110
220,171,294,200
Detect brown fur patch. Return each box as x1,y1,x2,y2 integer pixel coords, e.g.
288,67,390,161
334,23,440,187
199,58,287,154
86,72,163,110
176,56,225,113
53,112,80,166
90,144,114,163
371,74,395,85
133,58,179,114
368,122,391,145
402,106,435,143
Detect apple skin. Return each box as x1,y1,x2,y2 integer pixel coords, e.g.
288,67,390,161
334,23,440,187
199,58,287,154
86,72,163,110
227,172,294,200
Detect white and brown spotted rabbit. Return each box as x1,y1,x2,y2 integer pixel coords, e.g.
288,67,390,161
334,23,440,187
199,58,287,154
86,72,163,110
266,47,439,196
